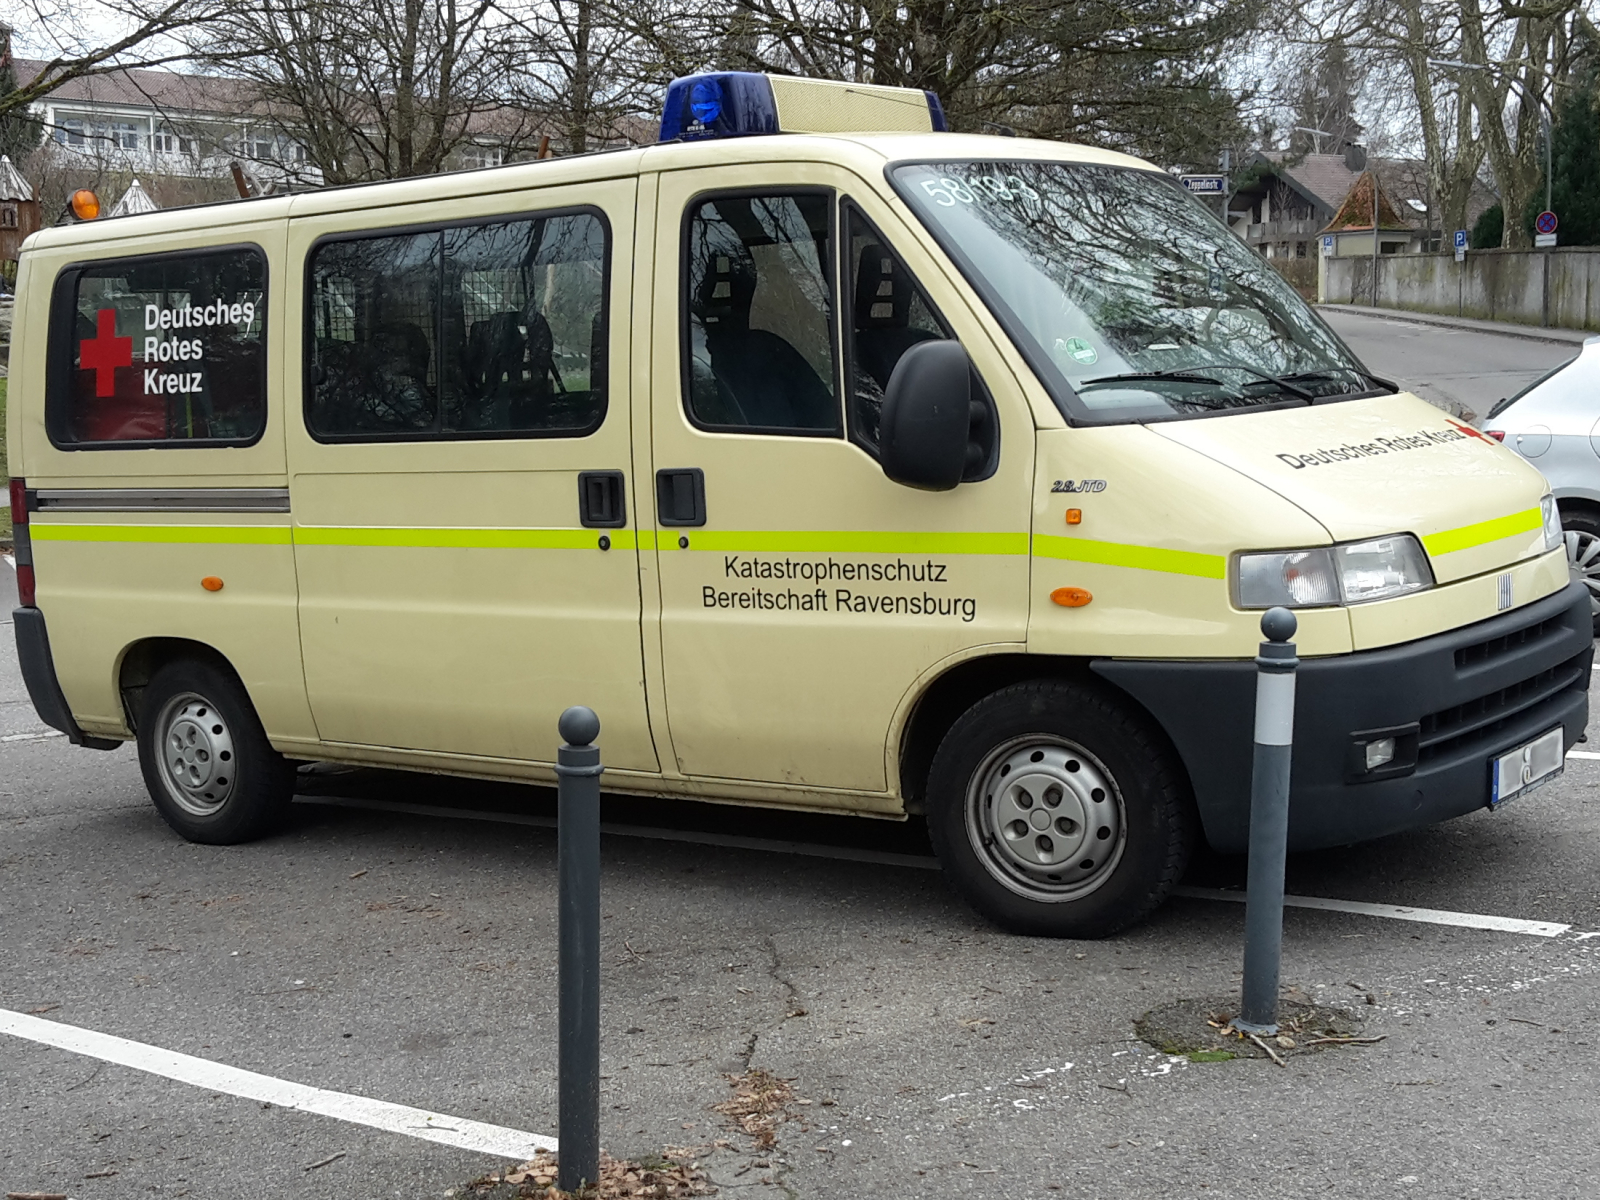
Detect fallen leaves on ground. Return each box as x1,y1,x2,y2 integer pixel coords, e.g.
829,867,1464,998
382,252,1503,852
454,1149,714,1198
711,1069,797,1151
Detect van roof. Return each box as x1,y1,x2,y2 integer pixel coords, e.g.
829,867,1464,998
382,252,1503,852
20,132,1158,253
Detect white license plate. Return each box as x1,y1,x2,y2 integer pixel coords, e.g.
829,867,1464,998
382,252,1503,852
1489,726,1564,808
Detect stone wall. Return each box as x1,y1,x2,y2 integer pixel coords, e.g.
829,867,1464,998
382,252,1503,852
1319,248,1600,331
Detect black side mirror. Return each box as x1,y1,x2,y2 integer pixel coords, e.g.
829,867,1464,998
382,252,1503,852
880,340,990,490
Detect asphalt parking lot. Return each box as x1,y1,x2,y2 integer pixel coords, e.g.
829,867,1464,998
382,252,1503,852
4,581,1600,1200
4,318,1599,1199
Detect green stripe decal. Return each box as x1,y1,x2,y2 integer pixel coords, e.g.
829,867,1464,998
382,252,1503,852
29,523,292,546
1422,507,1543,557
1032,533,1227,579
674,530,1029,556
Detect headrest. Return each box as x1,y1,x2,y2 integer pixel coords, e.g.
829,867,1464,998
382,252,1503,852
693,245,757,329
855,244,913,329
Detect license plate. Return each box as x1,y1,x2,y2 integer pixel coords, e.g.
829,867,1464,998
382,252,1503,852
1489,726,1564,808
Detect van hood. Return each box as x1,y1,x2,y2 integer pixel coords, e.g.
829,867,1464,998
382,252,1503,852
1149,393,1551,584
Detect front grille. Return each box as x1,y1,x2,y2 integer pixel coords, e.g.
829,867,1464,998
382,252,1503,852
1454,612,1567,671
1419,650,1589,761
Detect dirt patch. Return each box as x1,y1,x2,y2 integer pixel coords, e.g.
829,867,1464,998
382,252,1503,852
450,1148,715,1199
710,1069,797,1151
1136,996,1376,1063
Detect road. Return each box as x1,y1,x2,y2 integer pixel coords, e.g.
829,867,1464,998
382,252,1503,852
4,319,1599,1200
1320,307,1578,423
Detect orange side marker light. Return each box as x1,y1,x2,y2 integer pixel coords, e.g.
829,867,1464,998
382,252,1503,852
1065,508,1082,525
1050,587,1092,607
201,576,224,592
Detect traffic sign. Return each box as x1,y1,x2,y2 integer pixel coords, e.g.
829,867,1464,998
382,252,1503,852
1321,234,1334,256
1453,229,1467,250
1180,174,1226,195
1535,232,1558,248
1536,210,1558,235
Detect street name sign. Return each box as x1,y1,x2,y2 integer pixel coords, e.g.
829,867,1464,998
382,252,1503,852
1180,175,1226,195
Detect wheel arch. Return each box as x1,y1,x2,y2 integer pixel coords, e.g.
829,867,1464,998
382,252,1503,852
116,637,245,733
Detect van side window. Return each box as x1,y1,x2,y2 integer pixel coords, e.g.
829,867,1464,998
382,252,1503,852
843,205,948,455
307,210,608,440
46,246,267,448
682,192,839,434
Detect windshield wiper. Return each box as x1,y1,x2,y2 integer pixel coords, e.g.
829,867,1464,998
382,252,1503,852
1281,368,1398,397
1079,370,1223,388
1081,363,1313,403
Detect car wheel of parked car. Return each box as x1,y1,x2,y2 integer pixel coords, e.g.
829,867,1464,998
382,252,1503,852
137,659,295,845
1561,508,1600,635
925,680,1196,939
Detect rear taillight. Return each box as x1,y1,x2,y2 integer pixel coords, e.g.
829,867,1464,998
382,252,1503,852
1483,430,1506,442
9,477,34,606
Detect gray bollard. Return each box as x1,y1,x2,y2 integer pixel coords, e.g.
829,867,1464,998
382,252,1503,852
556,705,602,1191
1235,607,1298,1034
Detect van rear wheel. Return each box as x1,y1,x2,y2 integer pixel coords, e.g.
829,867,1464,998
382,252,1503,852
137,660,295,845
925,680,1195,939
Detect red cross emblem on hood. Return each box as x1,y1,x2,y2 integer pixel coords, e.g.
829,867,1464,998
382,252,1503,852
1446,418,1494,444
80,308,133,397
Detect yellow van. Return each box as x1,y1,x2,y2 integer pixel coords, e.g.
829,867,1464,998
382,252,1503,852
7,74,1591,938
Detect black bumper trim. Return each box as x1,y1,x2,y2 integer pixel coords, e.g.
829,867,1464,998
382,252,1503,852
12,607,121,750
1092,582,1593,854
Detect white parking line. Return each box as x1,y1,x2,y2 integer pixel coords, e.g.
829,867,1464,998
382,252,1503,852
1173,886,1571,937
1566,749,1600,760
0,1007,555,1158
1,730,65,743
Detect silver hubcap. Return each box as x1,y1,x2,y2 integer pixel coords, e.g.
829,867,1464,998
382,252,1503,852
156,692,237,817
964,735,1127,903
1566,529,1600,618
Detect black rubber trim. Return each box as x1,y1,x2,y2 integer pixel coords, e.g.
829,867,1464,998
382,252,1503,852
12,607,121,749
1091,582,1593,853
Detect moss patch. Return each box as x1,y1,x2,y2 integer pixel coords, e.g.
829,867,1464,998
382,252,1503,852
1136,995,1368,1063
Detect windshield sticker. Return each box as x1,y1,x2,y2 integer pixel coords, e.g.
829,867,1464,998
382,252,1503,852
1275,425,1478,469
1060,338,1098,365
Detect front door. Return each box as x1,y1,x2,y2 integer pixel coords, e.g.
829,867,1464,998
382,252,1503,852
286,179,658,771
646,164,1033,795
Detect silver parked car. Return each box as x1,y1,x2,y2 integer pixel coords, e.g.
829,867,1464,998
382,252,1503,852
1484,336,1600,631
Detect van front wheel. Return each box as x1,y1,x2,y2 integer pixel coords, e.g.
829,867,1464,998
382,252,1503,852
925,680,1195,939
137,660,295,845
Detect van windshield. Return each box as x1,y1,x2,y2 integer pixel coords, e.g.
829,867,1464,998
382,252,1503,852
891,160,1387,425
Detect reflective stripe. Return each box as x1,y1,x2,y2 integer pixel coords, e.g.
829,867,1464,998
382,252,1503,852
1422,507,1543,557
1032,533,1226,579
29,523,292,546
667,530,1029,556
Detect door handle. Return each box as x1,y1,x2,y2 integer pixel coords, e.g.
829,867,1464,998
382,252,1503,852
577,470,626,528
655,468,706,527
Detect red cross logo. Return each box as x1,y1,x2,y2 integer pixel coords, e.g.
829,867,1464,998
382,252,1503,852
80,308,132,397
1446,418,1494,444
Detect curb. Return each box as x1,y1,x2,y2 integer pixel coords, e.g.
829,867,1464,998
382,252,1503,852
1316,304,1593,347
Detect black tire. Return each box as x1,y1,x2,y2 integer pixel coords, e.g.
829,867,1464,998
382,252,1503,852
136,658,295,845
925,679,1196,939
1560,507,1600,635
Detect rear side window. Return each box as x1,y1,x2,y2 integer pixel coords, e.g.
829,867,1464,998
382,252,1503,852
47,246,268,448
306,209,609,441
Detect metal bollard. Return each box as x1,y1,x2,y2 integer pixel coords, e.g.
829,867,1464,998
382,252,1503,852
556,705,603,1191
1236,607,1298,1034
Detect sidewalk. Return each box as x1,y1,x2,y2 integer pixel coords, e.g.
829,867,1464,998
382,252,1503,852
1316,303,1594,346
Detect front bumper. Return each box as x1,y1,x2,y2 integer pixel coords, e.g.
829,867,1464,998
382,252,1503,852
1092,581,1593,854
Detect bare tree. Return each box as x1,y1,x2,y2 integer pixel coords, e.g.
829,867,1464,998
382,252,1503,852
0,0,231,122
203,0,545,183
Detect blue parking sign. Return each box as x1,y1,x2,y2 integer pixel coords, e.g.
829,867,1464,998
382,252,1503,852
1454,229,1467,250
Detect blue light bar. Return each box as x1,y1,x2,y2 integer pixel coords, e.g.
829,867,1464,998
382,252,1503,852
658,73,779,142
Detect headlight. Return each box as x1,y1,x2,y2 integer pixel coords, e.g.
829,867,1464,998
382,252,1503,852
1541,494,1562,552
1236,534,1434,609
